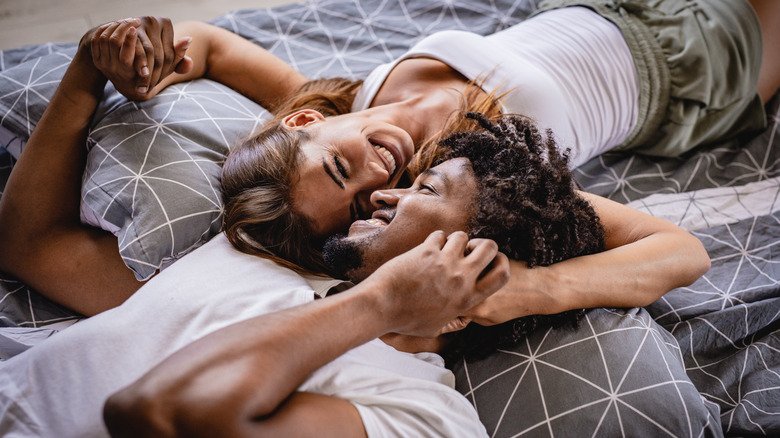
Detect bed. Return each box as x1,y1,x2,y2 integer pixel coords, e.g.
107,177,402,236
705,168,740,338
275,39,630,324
0,0,777,436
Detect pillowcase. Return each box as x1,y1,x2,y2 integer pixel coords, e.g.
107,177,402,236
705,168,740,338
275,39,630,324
82,80,268,279
450,308,721,437
0,50,268,280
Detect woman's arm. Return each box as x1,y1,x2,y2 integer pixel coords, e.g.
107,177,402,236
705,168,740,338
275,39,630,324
467,192,711,324
102,233,509,437
108,18,307,111
0,21,144,316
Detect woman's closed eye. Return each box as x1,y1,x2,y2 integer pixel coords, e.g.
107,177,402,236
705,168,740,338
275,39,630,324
334,155,349,179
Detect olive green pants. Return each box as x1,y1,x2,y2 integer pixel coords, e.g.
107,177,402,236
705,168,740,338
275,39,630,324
534,0,766,156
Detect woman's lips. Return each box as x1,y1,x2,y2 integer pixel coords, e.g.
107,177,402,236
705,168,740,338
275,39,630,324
369,136,406,181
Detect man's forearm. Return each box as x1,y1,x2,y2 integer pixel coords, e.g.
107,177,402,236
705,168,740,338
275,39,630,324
104,278,392,437
0,48,105,260
104,232,508,437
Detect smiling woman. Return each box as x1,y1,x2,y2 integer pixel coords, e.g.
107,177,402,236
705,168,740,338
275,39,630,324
287,108,415,236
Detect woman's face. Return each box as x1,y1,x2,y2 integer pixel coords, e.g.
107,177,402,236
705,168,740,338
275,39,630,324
286,109,416,236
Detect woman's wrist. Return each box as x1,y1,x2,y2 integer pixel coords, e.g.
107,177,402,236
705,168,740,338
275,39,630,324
518,263,572,315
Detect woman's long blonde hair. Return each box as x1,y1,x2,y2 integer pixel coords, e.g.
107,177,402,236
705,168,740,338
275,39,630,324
222,76,502,275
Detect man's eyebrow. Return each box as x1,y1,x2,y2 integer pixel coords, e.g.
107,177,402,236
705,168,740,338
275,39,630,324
420,168,452,192
322,157,345,190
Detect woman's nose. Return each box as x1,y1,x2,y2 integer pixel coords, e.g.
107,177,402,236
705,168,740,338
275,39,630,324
369,189,401,208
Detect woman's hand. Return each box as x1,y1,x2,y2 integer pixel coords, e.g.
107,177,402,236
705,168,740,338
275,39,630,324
79,17,193,101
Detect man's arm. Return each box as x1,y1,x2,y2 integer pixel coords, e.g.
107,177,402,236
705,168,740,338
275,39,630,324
0,21,144,315
468,192,711,324
103,232,510,437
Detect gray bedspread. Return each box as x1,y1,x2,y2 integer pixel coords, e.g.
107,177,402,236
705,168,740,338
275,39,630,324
0,0,778,436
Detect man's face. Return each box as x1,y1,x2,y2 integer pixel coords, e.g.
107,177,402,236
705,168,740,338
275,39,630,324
323,157,477,281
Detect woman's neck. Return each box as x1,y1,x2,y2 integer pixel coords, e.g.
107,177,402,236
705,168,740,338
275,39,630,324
368,57,479,149
367,89,464,149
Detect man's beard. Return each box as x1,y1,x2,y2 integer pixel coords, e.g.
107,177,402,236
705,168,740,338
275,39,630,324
322,234,366,280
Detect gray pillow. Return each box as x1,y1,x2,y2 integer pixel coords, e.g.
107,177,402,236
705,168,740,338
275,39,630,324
82,80,268,279
451,308,722,437
0,51,268,280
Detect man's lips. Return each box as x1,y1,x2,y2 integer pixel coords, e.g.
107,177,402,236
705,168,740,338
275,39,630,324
348,209,393,233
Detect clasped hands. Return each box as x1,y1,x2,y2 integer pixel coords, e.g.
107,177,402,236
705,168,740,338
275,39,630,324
78,17,191,101
77,18,545,336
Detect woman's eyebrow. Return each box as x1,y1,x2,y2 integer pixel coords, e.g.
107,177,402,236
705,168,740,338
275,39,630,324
322,158,345,190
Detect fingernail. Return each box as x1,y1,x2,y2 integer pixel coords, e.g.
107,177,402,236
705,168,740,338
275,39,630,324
141,66,149,77
183,37,192,47
128,27,136,35
137,86,148,94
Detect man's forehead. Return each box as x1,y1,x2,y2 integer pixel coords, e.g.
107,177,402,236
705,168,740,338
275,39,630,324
427,158,474,188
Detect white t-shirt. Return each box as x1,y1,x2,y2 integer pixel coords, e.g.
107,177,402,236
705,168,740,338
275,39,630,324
353,7,638,167
0,234,485,438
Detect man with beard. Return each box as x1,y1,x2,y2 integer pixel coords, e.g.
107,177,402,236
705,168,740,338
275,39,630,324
103,114,665,437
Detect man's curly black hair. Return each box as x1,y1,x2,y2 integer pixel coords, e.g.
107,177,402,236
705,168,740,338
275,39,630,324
438,113,605,363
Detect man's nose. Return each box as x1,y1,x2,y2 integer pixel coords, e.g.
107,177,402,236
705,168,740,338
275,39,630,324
369,189,401,208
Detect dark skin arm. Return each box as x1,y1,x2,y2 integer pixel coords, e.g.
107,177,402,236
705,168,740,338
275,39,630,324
0,17,303,316
0,21,146,316
103,231,510,437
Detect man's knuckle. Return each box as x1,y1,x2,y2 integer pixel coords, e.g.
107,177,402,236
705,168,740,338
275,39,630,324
452,272,466,285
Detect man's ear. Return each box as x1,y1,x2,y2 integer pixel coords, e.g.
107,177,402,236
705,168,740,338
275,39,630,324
282,109,326,129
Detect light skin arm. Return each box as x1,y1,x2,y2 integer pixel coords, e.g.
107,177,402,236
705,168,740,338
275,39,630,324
102,232,510,437
0,21,145,316
109,18,307,111
468,191,711,324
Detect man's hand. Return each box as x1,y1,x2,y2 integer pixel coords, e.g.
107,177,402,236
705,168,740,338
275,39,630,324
79,17,192,101
367,230,510,338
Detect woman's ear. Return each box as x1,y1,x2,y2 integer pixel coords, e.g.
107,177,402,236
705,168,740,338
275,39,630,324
282,109,326,129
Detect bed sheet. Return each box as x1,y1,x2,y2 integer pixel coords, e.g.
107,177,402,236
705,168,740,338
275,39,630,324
0,0,778,436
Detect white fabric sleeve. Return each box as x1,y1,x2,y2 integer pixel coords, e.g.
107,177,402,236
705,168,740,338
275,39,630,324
300,340,487,437
349,383,487,438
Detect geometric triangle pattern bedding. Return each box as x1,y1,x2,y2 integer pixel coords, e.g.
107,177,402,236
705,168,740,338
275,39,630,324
453,308,723,437
0,0,778,436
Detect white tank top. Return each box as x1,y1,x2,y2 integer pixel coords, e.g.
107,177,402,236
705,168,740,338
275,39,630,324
352,7,638,167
